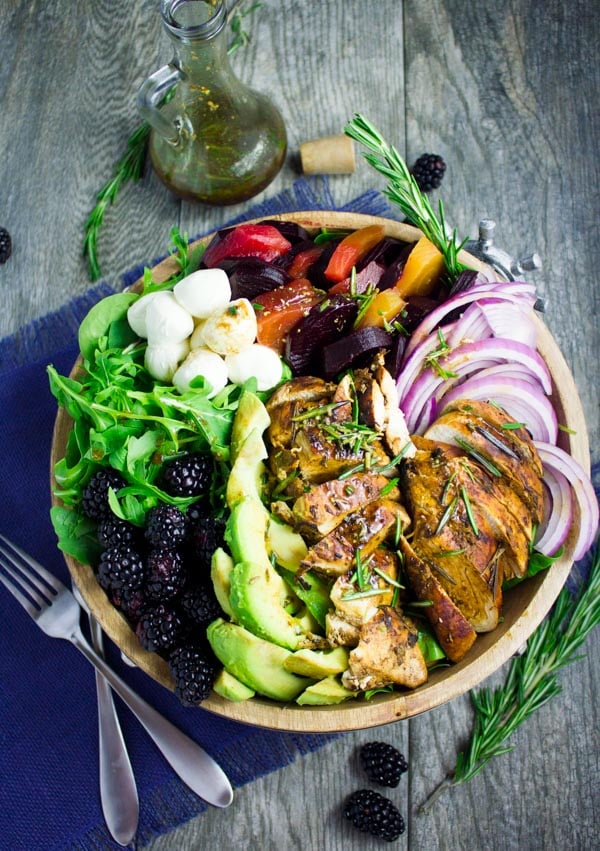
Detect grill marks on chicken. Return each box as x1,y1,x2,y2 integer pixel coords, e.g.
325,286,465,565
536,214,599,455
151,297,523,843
401,400,544,658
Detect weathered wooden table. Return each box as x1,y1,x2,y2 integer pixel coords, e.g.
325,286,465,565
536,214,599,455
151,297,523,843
2,1,598,848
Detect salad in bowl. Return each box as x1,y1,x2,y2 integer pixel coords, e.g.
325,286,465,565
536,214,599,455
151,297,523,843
49,119,598,732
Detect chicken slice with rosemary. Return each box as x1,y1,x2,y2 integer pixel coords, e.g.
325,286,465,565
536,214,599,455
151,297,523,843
342,606,428,692
300,499,408,577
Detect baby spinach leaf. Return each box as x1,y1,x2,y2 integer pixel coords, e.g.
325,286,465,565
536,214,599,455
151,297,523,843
78,292,139,361
50,506,102,565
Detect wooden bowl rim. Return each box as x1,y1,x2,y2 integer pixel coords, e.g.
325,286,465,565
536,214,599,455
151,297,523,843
50,210,590,733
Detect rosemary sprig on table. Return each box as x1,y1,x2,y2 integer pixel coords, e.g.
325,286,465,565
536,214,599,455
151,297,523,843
83,1,262,281
344,114,468,279
419,539,600,814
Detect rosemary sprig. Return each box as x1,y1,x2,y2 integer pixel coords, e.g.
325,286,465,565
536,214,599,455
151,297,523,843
84,1,262,281
419,539,600,814
344,114,468,279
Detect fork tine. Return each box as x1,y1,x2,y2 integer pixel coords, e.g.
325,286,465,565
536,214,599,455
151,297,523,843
0,568,42,618
0,551,53,605
0,535,65,594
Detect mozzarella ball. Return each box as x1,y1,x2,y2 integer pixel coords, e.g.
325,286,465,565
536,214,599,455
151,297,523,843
226,344,283,391
201,299,258,356
127,291,164,339
144,338,190,382
173,347,228,397
189,319,207,350
144,291,194,345
173,268,232,319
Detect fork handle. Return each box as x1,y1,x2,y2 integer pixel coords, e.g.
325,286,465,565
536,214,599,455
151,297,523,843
89,616,139,846
70,630,233,808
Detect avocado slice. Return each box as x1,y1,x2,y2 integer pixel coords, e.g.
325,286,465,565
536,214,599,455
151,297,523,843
213,668,255,702
296,675,358,706
230,390,271,462
229,560,317,650
278,567,333,629
226,426,268,507
210,547,235,619
284,646,349,678
225,497,270,566
207,619,312,701
266,516,308,571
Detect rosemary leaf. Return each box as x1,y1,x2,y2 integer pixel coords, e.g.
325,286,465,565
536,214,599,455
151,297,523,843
419,539,600,814
344,114,469,279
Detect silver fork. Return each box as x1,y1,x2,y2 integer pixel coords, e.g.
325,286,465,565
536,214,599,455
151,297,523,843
72,583,139,846
0,535,233,809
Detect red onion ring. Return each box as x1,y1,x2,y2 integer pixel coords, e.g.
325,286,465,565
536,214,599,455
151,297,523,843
534,468,574,555
534,442,599,561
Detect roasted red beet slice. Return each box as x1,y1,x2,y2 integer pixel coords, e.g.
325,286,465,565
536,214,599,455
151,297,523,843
402,296,440,332
284,295,358,375
327,259,387,295
202,224,291,268
384,333,407,377
377,243,415,290
322,326,393,379
258,219,311,244
228,259,291,300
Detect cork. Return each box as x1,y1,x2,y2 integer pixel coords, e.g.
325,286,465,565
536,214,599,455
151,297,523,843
299,133,356,175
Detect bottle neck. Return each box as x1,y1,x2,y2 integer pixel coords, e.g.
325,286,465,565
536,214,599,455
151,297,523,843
162,0,232,78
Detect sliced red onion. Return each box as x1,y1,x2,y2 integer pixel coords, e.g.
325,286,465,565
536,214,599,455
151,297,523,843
438,375,558,443
445,302,492,347
395,319,458,401
403,282,537,361
534,469,574,556
534,442,600,561
472,300,537,348
435,338,552,394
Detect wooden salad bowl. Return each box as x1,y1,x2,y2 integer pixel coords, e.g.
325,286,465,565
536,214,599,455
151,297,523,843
50,212,591,733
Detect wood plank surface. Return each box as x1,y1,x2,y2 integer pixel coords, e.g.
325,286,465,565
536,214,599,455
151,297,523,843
1,1,598,849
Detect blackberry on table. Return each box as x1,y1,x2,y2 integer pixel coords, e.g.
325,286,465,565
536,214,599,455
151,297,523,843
180,583,222,627
186,506,226,568
410,153,446,192
145,547,187,601
96,544,145,601
359,741,408,787
81,468,127,521
97,516,139,549
159,452,214,498
0,227,11,264
169,643,217,705
343,789,405,842
144,503,187,548
136,602,187,657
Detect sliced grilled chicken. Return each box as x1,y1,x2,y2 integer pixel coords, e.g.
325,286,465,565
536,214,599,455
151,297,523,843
424,402,544,522
326,611,360,647
266,376,335,411
300,499,405,577
329,549,399,626
400,537,477,662
292,472,401,541
342,606,428,691
375,364,416,459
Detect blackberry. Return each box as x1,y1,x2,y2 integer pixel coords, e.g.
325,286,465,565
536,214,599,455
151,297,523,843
82,468,127,521
343,789,405,842
119,586,146,623
145,547,187,601
0,227,11,264
97,516,139,549
359,742,408,787
136,603,187,657
410,153,446,192
186,506,226,568
169,643,216,705
96,544,146,602
180,583,222,627
159,452,214,498
144,504,187,548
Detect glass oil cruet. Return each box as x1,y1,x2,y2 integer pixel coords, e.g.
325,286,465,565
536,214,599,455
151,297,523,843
137,0,287,205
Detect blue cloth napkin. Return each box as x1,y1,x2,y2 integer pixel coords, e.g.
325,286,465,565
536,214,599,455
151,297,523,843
0,178,398,851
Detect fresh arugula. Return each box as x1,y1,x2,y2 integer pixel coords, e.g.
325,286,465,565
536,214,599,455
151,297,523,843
419,539,600,813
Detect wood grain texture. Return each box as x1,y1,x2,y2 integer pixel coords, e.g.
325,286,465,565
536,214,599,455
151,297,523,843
1,0,598,848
